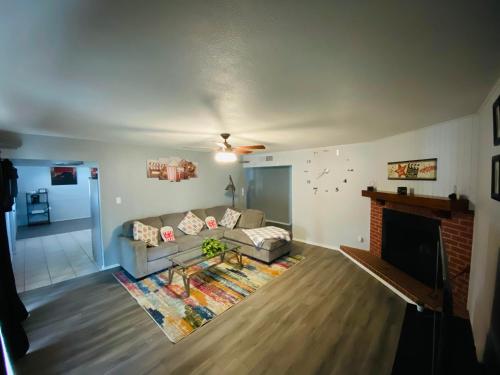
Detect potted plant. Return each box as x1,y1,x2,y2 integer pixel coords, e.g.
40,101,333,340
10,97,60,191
201,238,227,257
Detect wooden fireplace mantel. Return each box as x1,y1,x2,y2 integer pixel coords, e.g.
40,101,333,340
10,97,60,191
361,190,470,216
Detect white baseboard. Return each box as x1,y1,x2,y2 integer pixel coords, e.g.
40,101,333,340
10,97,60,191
50,216,91,223
338,249,416,306
293,238,340,251
101,263,120,270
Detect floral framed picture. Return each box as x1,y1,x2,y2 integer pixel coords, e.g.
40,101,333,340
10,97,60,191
492,155,500,201
494,95,500,146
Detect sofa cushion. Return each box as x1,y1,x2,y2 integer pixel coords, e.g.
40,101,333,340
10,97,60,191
178,211,205,235
198,228,225,240
160,212,186,237
237,209,265,229
205,216,218,229
133,221,159,247
205,206,231,222
147,242,179,261
123,216,162,239
176,235,203,252
223,228,286,251
220,208,241,229
160,226,176,242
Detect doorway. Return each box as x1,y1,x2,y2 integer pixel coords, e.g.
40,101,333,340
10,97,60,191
244,166,292,230
9,159,103,292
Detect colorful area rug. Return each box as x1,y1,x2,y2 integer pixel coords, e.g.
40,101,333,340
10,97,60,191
114,254,304,343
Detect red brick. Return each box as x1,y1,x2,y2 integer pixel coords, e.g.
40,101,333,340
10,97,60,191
442,227,460,237
457,242,472,252
366,198,473,310
444,239,459,248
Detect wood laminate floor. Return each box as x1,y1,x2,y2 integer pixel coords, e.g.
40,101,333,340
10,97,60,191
15,242,406,375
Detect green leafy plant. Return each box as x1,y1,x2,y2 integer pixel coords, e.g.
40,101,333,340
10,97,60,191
201,238,227,257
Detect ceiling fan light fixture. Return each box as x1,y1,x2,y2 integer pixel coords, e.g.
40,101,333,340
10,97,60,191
215,150,237,163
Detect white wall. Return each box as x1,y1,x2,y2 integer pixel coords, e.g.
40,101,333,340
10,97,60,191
3,134,244,266
371,116,477,202
16,166,91,226
244,115,477,251
468,78,500,361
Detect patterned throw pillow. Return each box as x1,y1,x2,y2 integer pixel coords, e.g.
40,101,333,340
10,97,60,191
205,216,218,230
160,226,176,242
178,211,204,235
219,208,241,229
133,221,159,247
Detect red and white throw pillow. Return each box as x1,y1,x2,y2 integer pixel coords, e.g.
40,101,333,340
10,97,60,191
133,221,159,247
160,226,176,242
219,208,241,229
177,211,204,235
205,216,218,230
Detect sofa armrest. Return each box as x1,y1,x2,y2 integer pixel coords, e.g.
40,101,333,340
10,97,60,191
119,237,148,279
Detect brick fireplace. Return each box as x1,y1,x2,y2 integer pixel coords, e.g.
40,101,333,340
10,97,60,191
367,196,474,315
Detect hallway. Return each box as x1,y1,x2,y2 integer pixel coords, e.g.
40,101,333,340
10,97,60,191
12,229,99,292
16,217,92,240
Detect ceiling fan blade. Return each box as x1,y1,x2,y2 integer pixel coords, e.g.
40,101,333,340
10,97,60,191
234,149,253,154
235,145,266,150
216,142,227,149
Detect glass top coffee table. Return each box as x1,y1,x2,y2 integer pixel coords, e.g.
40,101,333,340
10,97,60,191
167,240,243,297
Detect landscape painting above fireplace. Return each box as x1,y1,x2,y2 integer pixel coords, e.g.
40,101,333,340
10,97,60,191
388,158,437,180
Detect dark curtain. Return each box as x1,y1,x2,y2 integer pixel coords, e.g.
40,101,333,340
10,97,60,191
0,158,29,361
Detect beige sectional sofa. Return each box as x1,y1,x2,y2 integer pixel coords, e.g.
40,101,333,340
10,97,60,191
119,206,292,279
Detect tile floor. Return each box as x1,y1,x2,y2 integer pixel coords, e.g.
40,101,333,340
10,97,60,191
12,229,100,292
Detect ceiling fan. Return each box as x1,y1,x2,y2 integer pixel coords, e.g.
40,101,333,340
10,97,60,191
215,133,265,162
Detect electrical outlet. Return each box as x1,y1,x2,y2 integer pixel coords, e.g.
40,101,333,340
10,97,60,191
115,197,122,205
357,235,364,243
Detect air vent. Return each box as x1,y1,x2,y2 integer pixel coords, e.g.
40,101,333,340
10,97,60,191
265,155,273,162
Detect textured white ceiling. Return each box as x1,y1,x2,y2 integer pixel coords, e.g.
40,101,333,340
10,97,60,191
0,1,499,151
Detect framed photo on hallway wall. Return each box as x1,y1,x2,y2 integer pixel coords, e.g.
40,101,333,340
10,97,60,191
51,167,77,185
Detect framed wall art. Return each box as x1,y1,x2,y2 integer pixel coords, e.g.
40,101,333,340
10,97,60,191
492,154,500,201
387,158,437,181
146,157,198,182
494,94,500,146
51,167,77,185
